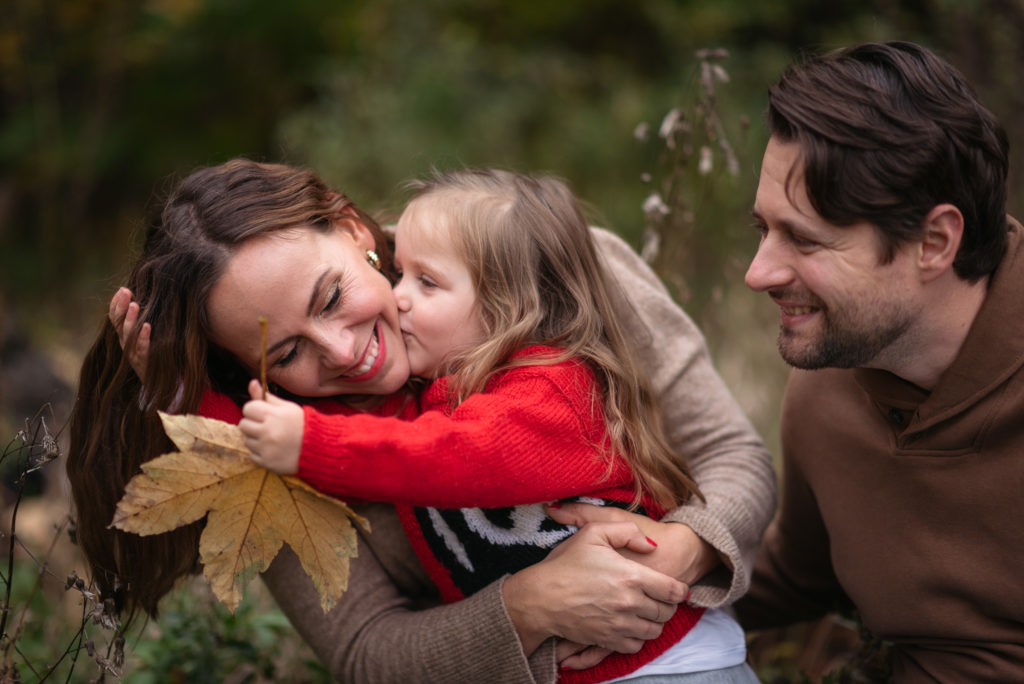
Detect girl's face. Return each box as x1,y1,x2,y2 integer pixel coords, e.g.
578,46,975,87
392,202,486,378
206,223,410,397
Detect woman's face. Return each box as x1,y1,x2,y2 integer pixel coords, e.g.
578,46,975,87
206,224,410,397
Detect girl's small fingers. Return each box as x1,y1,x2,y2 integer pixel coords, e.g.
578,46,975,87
248,379,264,401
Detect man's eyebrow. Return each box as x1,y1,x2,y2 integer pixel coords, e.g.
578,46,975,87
306,271,329,316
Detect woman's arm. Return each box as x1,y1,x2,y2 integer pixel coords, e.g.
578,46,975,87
262,503,556,684
591,227,777,608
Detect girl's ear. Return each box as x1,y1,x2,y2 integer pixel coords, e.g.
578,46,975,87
333,207,376,251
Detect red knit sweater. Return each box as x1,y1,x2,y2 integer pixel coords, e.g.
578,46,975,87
197,346,703,683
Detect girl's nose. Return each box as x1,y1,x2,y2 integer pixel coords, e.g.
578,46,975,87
392,276,412,312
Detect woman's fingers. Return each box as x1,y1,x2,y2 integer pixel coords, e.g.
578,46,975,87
559,644,614,670
109,287,132,346
108,287,151,377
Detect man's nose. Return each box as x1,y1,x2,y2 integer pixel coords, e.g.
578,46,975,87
745,235,792,293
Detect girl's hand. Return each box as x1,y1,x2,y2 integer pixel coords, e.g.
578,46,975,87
239,379,304,474
108,287,151,378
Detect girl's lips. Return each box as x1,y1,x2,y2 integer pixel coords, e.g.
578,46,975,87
339,321,387,383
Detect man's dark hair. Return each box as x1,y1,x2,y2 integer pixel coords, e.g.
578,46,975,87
768,41,1009,281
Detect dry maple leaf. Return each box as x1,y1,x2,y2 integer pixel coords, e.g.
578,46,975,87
112,412,369,612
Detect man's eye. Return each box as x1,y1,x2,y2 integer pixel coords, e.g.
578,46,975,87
789,234,817,248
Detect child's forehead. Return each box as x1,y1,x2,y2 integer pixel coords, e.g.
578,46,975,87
397,197,455,244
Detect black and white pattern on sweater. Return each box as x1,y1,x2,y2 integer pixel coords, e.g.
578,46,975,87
412,497,644,599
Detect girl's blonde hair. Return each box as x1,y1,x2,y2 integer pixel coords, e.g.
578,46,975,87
406,168,702,510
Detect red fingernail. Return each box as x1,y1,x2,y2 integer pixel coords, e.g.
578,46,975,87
645,536,658,547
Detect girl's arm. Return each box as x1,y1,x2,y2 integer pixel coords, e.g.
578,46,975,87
296,362,634,508
590,227,778,608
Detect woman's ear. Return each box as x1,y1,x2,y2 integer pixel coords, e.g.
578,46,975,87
917,203,963,282
333,207,376,251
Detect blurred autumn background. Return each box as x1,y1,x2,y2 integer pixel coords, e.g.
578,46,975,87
3,0,1024,680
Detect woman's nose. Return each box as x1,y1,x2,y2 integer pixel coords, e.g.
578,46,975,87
745,234,792,293
317,328,357,370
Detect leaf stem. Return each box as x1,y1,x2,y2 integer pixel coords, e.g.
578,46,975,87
258,316,268,400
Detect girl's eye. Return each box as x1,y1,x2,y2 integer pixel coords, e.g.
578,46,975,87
419,275,438,289
275,344,299,368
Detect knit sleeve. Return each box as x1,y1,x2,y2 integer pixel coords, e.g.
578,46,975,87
298,364,632,508
196,387,244,423
592,227,777,608
261,502,558,684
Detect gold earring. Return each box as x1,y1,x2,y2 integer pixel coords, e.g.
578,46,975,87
366,250,381,271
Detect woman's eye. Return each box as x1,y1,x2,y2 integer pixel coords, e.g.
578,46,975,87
321,283,341,314
275,345,299,368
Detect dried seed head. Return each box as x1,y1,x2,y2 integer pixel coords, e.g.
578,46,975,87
699,146,713,175
640,227,661,264
642,193,671,217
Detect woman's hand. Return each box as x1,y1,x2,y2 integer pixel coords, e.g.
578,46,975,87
109,287,151,378
502,519,687,658
239,379,304,474
547,502,722,586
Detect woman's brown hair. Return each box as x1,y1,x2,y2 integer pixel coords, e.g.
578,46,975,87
67,159,393,624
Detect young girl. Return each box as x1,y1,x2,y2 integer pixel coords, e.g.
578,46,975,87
231,169,737,683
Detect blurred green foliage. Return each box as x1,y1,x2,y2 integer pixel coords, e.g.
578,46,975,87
126,578,330,683
7,0,1024,347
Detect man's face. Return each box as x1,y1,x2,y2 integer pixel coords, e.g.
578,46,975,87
745,137,921,370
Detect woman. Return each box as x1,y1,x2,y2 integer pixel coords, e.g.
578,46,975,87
71,159,775,682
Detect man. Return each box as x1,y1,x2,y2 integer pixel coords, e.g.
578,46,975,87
734,41,1024,682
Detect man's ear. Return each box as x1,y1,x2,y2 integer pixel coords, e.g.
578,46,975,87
917,203,963,282
333,206,375,251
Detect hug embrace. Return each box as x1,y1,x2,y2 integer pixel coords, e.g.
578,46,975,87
69,40,1024,683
